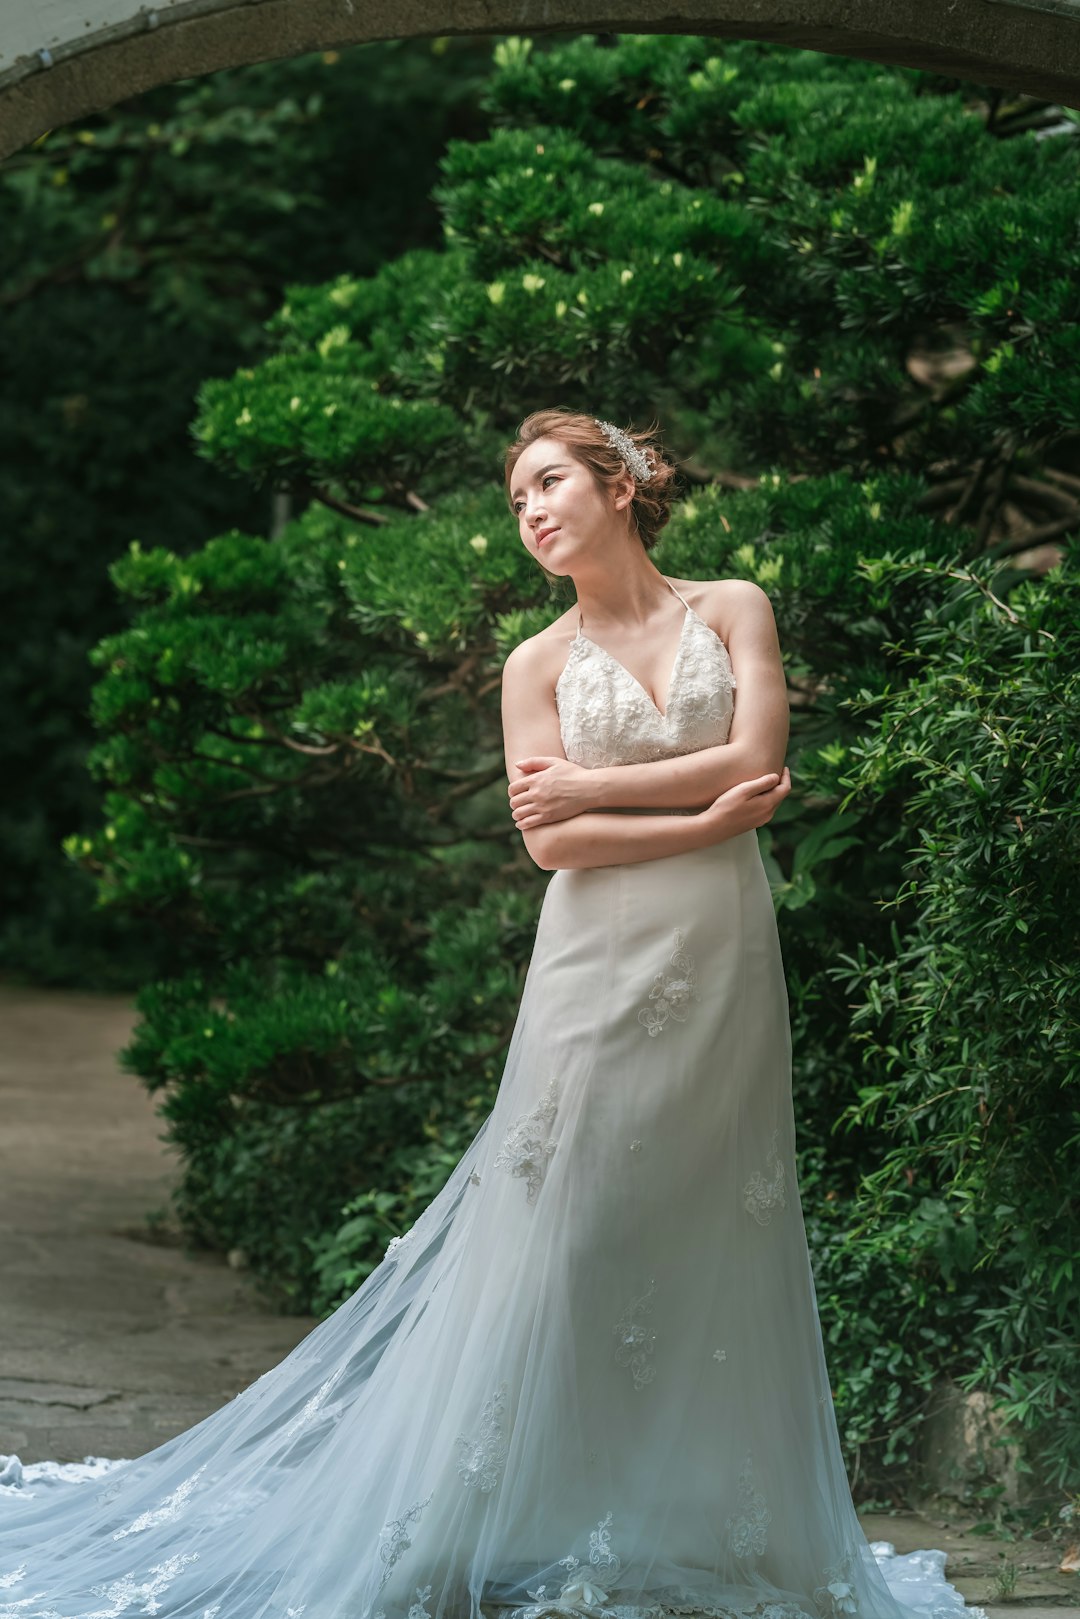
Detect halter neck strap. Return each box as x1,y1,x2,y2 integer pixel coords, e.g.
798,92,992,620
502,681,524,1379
576,575,689,632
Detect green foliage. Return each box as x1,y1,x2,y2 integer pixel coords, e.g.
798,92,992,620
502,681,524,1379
827,553,1080,1495
803,1161,981,1483
57,31,1080,1510
0,37,493,984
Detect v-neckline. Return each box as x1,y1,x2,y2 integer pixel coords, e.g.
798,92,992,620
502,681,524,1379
573,579,693,722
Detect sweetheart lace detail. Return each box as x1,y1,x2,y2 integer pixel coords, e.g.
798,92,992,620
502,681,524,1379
555,582,736,775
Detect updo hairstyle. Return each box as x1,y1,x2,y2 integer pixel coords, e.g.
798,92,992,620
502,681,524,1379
504,408,680,585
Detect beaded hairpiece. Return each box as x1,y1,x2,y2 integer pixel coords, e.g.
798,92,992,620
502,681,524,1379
595,418,656,483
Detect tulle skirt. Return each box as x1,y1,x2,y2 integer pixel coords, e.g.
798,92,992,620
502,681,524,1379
0,831,981,1619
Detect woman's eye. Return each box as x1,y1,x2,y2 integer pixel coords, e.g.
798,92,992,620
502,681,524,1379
514,474,558,514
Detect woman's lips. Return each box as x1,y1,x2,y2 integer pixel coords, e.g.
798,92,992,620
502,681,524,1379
537,528,560,546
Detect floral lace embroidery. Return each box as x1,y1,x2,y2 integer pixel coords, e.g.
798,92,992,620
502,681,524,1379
494,1077,560,1204
713,1348,728,1363
743,1130,787,1226
638,930,699,1037
813,1551,859,1617
407,1584,434,1619
111,1463,208,1540
724,1451,772,1561
613,1277,658,1388
509,1518,812,1619
456,1381,509,1493
376,1490,435,1590
88,1550,201,1616
521,1510,622,1616
556,601,737,772
280,1363,346,1442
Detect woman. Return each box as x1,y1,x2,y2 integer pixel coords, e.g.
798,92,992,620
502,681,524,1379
0,412,979,1619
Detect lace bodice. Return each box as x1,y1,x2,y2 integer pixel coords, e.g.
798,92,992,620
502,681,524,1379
555,577,737,782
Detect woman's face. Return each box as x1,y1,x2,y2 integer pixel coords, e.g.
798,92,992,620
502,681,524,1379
509,436,626,575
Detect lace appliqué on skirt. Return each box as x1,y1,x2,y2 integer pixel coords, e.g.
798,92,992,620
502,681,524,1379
87,1551,201,1617
613,1278,658,1389
279,1363,346,1443
111,1465,208,1540
724,1452,772,1562
497,1510,809,1619
456,1382,510,1493
813,1551,859,1618
743,1130,787,1226
522,1510,622,1616
638,930,699,1037
494,1077,560,1204
406,1583,434,1619
376,1491,435,1591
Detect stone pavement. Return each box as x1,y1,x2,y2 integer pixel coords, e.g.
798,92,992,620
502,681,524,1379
0,982,316,1463
0,982,1076,1616
854,1505,1077,1616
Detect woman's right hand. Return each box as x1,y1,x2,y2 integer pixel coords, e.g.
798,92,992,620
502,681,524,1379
701,767,791,838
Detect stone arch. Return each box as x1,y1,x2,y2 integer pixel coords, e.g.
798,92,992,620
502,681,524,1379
1,0,1079,162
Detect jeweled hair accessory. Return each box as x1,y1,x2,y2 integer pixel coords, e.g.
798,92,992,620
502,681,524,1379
595,418,656,483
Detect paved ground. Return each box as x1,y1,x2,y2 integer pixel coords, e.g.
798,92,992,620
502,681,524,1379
0,981,1076,1616
855,1504,1077,1616
0,982,316,1462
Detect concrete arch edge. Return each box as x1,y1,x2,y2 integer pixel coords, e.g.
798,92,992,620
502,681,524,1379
1,0,1080,161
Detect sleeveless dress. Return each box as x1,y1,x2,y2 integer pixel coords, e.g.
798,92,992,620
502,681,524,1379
0,578,982,1619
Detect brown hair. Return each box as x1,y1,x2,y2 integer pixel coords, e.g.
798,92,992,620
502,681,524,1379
504,408,681,586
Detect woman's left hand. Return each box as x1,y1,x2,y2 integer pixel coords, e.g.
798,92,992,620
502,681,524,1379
508,757,597,828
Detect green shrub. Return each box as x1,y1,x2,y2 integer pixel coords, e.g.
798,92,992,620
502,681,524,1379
828,551,1080,1497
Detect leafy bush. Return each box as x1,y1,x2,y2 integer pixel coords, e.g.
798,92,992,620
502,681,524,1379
826,551,1080,1498
0,37,493,984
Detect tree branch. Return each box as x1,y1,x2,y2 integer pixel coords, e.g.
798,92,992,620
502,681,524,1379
310,488,392,527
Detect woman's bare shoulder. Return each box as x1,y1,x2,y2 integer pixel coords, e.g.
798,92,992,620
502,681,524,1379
673,576,775,642
502,606,579,681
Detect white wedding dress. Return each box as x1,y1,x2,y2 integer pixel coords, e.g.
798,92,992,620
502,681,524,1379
0,577,982,1619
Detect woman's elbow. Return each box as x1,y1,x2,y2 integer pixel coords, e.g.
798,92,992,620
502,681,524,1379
746,716,790,779
520,826,556,871
759,741,789,778
734,739,786,780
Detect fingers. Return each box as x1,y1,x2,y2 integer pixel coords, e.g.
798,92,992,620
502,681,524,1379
745,768,789,795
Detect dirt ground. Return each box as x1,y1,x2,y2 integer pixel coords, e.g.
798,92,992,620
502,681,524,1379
0,981,1075,1617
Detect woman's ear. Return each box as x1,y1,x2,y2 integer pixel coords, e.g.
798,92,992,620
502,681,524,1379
612,472,636,513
